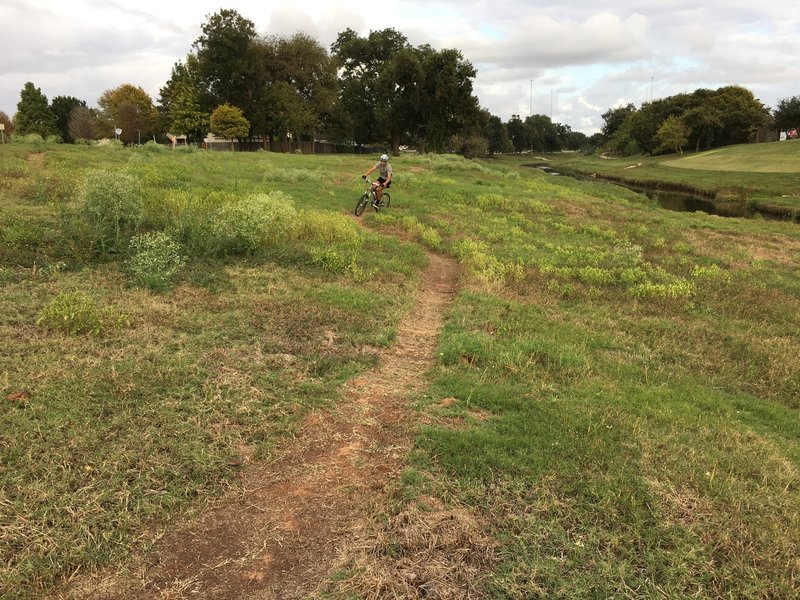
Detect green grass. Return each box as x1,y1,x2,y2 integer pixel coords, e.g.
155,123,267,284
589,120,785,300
2,141,799,598
533,141,800,212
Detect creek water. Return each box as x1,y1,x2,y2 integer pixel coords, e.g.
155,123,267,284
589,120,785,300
527,164,748,218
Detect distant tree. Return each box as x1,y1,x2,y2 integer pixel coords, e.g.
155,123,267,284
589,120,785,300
710,86,771,145
773,95,800,132
331,28,411,149
606,114,637,155
159,55,209,142
51,96,86,143
506,114,530,153
98,84,158,142
68,105,103,141
193,9,261,126
654,115,689,154
484,114,513,155
415,45,483,153
254,32,339,150
682,105,723,152
14,82,57,138
601,103,636,140
209,104,250,149
0,111,14,139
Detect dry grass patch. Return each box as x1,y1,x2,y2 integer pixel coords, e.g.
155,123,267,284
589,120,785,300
329,497,497,599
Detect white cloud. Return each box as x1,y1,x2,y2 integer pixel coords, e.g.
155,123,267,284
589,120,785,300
1,0,799,134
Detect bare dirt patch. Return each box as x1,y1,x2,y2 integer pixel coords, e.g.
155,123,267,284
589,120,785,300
57,253,461,600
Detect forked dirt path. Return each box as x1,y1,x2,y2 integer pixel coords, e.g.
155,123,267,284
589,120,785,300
63,250,459,600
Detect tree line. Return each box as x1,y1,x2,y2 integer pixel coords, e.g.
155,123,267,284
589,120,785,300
4,7,799,156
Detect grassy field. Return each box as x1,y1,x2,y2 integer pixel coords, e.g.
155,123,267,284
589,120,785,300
1,140,798,598
536,141,800,215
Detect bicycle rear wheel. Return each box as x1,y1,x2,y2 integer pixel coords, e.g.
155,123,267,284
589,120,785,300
355,192,369,216
381,193,391,208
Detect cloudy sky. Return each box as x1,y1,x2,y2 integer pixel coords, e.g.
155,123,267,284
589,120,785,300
2,0,798,134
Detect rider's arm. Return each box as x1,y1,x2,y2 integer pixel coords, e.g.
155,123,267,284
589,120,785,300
363,165,376,178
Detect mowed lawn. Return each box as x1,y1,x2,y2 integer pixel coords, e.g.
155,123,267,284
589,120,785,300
1,141,798,598
663,140,800,173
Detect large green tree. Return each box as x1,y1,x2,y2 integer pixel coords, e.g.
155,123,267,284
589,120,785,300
209,104,250,149
159,56,210,143
68,105,103,141
254,33,338,149
654,115,689,154
601,103,636,141
331,28,410,149
193,9,261,128
51,95,86,143
331,29,482,153
773,95,800,132
14,82,57,138
97,84,158,142
0,111,14,140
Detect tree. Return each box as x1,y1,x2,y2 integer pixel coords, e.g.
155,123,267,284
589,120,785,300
193,9,261,127
51,96,86,143
484,114,513,155
331,28,411,148
209,104,250,149
14,82,57,138
68,105,103,141
506,114,530,153
415,45,483,153
160,57,209,143
254,33,338,150
159,55,209,143
682,105,723,152
654,115,689,154
97,84,158,142
0,111,14,140
710,86,771,145
601,103,636,140
774,95,800,132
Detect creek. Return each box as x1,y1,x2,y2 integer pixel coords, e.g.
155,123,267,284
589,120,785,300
526,164,750,218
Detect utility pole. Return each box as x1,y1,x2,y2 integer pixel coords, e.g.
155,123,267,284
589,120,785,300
650,75,654,102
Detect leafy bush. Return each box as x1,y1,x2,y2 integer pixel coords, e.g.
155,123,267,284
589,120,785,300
127,232,186,291
36,291,105,335
81,169,144,252
212,191,297,255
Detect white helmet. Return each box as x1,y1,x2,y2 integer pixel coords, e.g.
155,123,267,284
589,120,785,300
380,154,388,161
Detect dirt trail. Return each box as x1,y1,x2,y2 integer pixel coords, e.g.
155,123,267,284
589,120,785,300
63,251,459,600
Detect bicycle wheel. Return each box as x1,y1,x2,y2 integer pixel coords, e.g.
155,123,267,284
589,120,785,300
381,193,391,208
355,192,369,216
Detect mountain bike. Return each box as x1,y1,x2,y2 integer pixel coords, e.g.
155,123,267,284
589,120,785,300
355,177,391,216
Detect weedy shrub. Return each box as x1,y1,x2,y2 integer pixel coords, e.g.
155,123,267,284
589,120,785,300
81,169,144,252
161,190,297,258
453,238,523,283
127,231,186,292
691,263,732,282
386,215,442,249
295,210,360,244
212,191,298,255
475,193,512,210
262,167,317,183
36,290,130,335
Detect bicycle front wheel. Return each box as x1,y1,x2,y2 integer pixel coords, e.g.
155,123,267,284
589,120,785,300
355,192,369,216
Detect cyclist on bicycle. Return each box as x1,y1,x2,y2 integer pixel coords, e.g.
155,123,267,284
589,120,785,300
362,154,393,206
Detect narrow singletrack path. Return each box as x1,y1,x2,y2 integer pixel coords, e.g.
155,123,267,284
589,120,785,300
64,251,459,600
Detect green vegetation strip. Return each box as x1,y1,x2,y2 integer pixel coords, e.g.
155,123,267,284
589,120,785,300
1,142,798,597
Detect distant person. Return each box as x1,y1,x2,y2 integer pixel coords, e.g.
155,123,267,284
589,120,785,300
788,128,798,139
362,154,393,206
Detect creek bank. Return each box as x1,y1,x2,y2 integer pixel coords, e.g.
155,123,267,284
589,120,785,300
524,163,797,221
